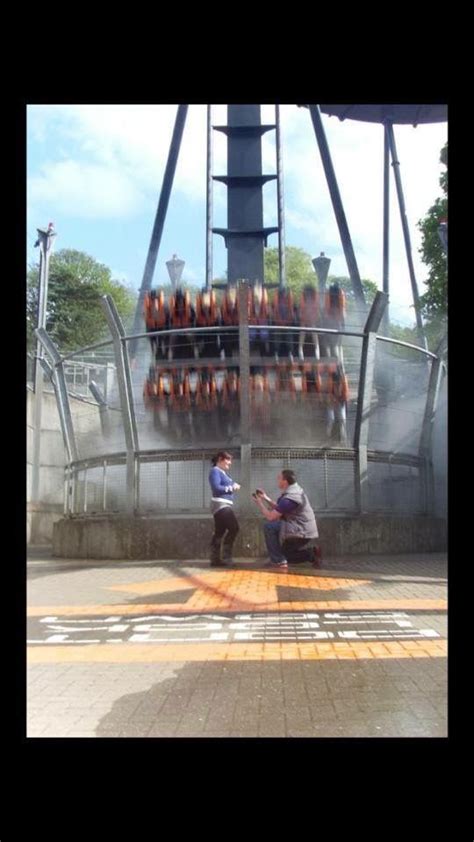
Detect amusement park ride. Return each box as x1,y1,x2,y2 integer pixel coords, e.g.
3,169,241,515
35,103,447,557
133,104,447,448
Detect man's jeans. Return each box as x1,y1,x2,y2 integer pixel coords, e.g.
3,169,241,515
263,521,287,564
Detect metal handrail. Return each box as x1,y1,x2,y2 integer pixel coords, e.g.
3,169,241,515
67,446,425,474
54,324,441,367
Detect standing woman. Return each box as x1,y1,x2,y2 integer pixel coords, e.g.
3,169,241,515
208,451,240,567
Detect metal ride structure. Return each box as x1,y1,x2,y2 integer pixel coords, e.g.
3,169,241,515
35,104,447,555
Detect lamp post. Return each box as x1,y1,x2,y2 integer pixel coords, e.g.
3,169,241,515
166,254,185,291
31,222,56,505
312,252,331,294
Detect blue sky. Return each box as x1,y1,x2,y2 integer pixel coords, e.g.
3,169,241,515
27,104,447,327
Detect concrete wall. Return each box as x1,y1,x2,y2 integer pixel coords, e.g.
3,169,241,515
53,513,447,559
27,388,102,544
27,388,65,544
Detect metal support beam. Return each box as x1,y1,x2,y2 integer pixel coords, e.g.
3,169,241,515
238,280,252,508
275,104,286,288
101,295,139,512
31,226,56,503
63,466,69,516
39,357,54,381
224,104,267,284
354,296,406,512
130,104,189,358
364,291,389,334
386,121,427,349
307,104,366,307
354,332,377,450
323,451,329,509
420,338,447,457
89,380,111,437
354,445,368,514
206,104,213,289
353,331,378,512
382,123,390,334
419,338,447,512
240,444,252,513
35,328,78,466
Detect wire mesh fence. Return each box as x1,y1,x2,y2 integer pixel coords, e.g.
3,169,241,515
34,300,444,520
370,341,432,455
65,447,425,516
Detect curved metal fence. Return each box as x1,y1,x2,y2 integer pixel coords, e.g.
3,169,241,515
64,446,426,516
34,286,446,519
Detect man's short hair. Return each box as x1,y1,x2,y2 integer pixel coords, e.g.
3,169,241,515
281,469,296,485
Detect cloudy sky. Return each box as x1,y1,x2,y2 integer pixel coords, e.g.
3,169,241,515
27,104,447,327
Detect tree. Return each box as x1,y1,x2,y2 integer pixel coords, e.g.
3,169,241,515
27,249,136,353
388,322,418,343
264,246,315,295
384,321,420,358
325,275,378,308
263,246,378,307
417,142,447,348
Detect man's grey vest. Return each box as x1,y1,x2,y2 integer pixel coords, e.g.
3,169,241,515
278,483,318,542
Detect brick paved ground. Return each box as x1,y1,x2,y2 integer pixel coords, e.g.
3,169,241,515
27,550,447,738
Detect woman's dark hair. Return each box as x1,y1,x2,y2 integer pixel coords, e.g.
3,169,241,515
211,450,233,466
281,469,296,485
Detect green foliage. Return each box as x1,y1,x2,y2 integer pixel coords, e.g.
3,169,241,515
264,246,378,307
417,142,447,322
388,322,418,343
326,275,378,307
27,249,136,353
264,246,315,296
387,319,445,356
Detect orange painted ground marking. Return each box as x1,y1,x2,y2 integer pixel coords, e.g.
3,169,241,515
106,571,372,612
27,639,447,664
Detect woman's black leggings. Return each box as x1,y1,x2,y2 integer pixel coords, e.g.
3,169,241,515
210,506,240,561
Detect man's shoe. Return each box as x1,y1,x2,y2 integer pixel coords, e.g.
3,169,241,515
311,547,322,569
210,560,229,567
262,560,288,571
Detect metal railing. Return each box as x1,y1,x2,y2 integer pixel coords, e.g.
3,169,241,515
62,359,115,402
34,286,446,519
63,446,426,516
28,351,116,403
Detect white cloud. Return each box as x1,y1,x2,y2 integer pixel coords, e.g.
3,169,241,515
27,104,447,325
273,106,447,321
28,104,219,209
28,159,144,218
